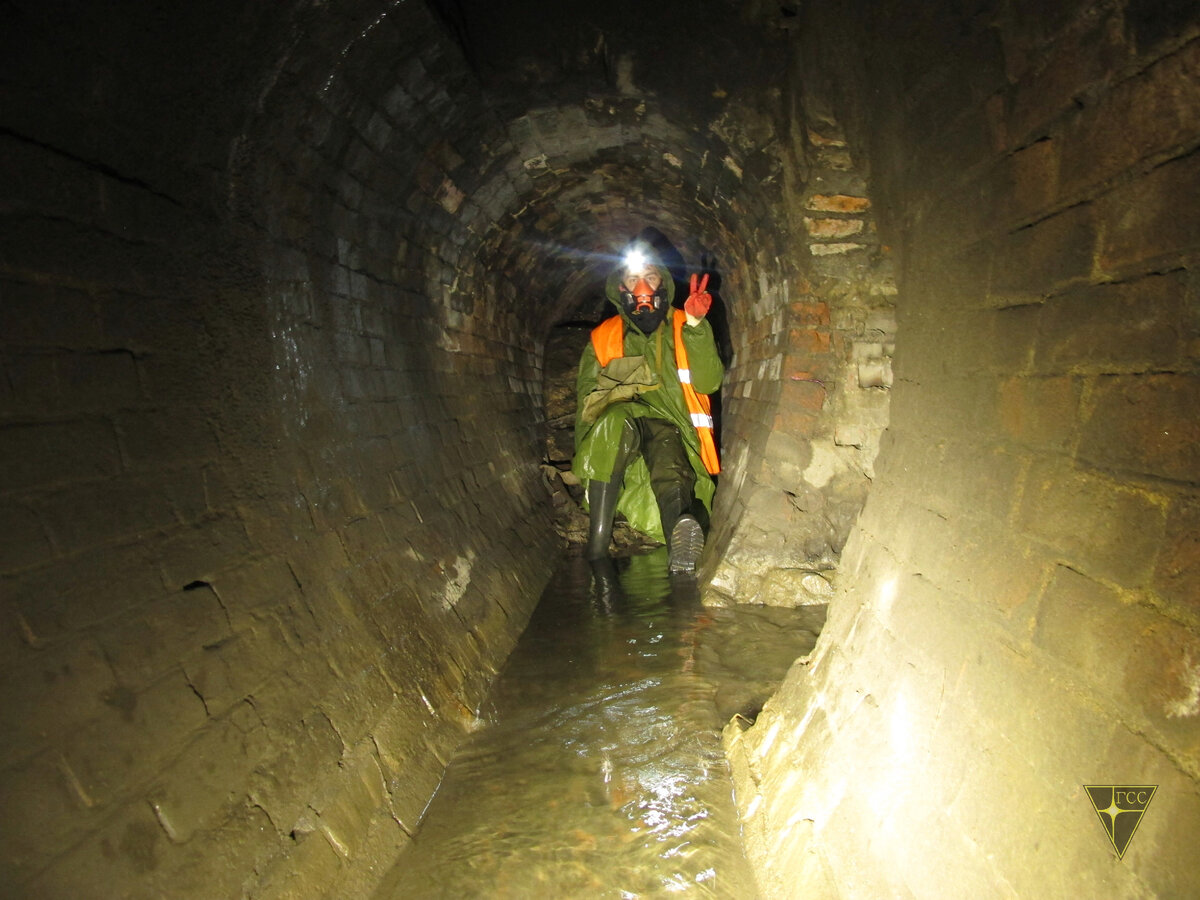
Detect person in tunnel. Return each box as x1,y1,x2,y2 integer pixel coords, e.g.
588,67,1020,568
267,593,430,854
573,240,723,574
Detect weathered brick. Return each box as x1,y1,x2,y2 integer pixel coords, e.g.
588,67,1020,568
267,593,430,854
0,279,101,348
0,500,54,572
806,193,871,213
788,301,831,326
61,671,208,806
1005,6,1129,141
1060,37,1200,200
1124,614,1200,726
116,408,222,468
0,750,99,882
1079,374,1200,482
99,584,231,688
1154,492,1200,615
988,203,1096,303
1034,564,1143,700
0,637,118,768
21,798,167,900
0,419,123,492
1034,272,1188,373
248,708,345,835
1017,459,1168,585
804,217,865,239
35,476,179,554
998,375,1081,451
1096,152,1200,276
147,703,272,844
155,516,253,589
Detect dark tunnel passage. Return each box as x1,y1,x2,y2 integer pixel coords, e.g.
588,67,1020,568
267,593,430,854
1,0,1199,897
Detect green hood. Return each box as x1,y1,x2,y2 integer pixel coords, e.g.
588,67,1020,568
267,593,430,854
605,264,676,323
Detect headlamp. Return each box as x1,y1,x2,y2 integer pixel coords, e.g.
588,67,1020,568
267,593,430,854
623,248,647,272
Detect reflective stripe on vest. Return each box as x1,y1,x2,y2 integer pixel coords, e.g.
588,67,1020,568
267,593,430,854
589,311,720,475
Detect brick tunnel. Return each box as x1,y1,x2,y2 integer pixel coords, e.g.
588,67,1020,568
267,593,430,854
2,0,1198,897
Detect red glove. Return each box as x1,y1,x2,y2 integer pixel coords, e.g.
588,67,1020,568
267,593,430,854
684,273,712,319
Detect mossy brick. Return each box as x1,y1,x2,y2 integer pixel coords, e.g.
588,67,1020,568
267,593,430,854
988,202,1096,303
1154,491,1200,615
1096,152,1200,276
60,671,208,807
0,418,122,492
1034,272,1188,374
1017,459,1167,585
0,636,117,768
146,704,272,844
1079,374,1200,483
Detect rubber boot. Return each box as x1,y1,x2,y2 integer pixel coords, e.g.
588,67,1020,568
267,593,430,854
589,556,622,611
585,479,620,559
657,485,704,574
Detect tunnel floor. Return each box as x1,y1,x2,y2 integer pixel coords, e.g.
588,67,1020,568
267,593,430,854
372,551,825,898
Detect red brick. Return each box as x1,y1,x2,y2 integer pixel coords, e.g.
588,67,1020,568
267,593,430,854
781,378,828,412
773,409,818,437
788,301,831,326
1079,374,1200,482
788,327,832,355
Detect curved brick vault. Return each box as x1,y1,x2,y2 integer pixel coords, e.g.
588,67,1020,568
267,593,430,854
1,0,1198,897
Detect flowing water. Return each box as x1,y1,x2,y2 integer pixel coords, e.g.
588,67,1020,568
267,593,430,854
374,549,826,899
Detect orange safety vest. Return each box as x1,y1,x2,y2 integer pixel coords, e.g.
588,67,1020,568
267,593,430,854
590,310,720,475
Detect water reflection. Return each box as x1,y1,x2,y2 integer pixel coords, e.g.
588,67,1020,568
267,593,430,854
374,550,825,899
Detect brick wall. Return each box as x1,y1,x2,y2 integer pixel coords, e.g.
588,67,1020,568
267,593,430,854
0,3,558,896
729,1,1200,896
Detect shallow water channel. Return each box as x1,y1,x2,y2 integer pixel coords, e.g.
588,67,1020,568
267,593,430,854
374,549,825,899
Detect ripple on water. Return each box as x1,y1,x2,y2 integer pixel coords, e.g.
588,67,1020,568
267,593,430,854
374,549,825,899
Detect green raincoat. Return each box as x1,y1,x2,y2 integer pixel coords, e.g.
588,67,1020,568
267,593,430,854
572,266,724,542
